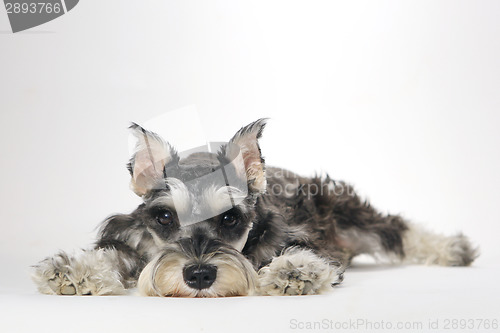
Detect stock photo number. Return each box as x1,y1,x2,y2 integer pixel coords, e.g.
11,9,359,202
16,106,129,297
443,318,498,330
3,0,79,33
5,2,61,14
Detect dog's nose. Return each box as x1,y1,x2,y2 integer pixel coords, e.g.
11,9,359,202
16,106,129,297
183,264,217,290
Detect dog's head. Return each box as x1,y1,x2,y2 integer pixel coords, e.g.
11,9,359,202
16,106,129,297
129,119,267,297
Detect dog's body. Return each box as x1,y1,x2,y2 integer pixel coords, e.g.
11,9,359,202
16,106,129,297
33,119,478,297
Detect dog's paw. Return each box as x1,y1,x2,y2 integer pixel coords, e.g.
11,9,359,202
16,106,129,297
33,254,79,295
443,233,479,266
32,250,126,295
257,248,344,296
32,252,77,295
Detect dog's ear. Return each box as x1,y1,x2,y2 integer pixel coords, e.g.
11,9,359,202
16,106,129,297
222,118,268,195
127,123,179,197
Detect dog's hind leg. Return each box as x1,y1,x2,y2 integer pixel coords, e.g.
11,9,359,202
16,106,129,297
336,216,478,266
326,181,478,266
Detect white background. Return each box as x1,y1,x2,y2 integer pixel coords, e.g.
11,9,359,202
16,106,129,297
0,1,499,332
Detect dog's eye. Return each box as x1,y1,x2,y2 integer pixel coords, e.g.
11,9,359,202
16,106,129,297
221,212,239,227
156,210,174,225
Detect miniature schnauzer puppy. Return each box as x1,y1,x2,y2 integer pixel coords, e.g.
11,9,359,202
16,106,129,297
32,119,478,297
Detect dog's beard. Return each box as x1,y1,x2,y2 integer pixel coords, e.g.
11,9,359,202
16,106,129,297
138,245,257,297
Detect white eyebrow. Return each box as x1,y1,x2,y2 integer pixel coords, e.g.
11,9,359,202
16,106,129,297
201,185,248,215
148,178,192,215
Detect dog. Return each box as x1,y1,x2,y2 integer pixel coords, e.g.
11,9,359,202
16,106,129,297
32,119,478,297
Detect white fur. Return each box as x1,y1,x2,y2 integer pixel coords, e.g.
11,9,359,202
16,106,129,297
203,185,248,215
403,223,478,266
32,249,126,295
138,248,258,297
258,247,344,296
148,178,191,217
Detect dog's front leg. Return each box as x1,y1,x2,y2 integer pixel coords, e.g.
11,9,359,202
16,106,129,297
257,247,345,296
32,246,142,296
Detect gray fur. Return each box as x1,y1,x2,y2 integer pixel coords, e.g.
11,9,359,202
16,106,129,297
32,119,479,297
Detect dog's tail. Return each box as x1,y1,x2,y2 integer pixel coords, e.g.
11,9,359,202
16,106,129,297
400,223,479,266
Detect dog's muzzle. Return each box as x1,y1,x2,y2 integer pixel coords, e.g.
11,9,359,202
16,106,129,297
137,238,258,297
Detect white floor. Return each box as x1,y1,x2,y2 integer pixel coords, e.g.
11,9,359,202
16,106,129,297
1,255,498,333
1,2,499,333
